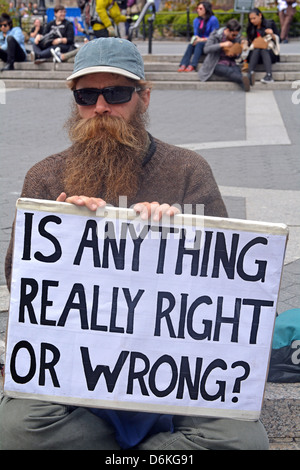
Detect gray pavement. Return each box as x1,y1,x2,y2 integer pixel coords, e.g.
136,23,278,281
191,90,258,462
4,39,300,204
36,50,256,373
0,41,300,315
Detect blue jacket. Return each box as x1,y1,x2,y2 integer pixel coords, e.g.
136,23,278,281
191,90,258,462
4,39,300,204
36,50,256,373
0,26,26,55
193,15,219,38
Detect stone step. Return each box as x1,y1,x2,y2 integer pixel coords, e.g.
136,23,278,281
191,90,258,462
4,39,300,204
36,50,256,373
146,70,300,81
150,80,297,90
11,56,300,72
1,51,298,91
142,53,300,63
1,67,299,81
147,62,300,72
1,77,296,90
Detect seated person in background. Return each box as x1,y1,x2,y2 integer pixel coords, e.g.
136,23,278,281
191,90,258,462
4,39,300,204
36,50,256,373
198,19,253,92
246,8,280,84
31,4,74,63
29,17,43,45
178,1,219,72
0,12,26,71
51,20,89,63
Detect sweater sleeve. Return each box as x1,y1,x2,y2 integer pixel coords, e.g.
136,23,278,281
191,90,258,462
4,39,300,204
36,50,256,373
65,21,75,44
203,31,221,54
193,17,199,36
205,16,219,37
96,0,113,28
182,155,228,218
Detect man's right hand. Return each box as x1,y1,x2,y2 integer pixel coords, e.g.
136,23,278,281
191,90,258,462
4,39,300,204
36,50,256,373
56,192,106,211
221,40,233,48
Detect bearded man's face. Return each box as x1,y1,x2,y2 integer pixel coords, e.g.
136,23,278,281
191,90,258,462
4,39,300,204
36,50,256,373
64,73,150,205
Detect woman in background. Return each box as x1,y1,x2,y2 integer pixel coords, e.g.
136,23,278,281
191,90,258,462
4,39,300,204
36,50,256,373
178,1,219,72
246,8,280,84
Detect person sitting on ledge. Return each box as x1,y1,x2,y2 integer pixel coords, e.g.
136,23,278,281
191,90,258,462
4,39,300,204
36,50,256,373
0,37,269,451
177,1,219,73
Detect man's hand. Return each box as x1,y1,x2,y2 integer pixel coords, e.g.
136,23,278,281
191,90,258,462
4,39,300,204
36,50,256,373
52,37,65,46
56,192,106,211
133,202,181,222
56,194,180,221
220,40,233,48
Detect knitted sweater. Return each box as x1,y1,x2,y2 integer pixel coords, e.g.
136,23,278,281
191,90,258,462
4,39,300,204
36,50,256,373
5,135,227,286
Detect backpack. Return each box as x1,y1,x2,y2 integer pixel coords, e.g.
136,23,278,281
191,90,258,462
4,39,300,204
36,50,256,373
267,309,300,383
85,0,117,27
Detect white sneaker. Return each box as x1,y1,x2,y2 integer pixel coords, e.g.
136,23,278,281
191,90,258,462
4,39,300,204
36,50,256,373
50,47,62,63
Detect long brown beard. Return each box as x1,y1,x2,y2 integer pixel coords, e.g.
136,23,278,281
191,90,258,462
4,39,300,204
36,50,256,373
64,102,149,205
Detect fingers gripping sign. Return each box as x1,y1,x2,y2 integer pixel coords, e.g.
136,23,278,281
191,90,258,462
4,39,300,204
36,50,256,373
56,192,106,212
133,202,181,222
57,194,181,222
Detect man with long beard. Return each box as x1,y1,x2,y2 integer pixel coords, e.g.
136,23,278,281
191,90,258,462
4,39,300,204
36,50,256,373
0,38,269,450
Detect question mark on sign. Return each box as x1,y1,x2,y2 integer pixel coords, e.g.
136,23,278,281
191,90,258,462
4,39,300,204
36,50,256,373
231,361,250,403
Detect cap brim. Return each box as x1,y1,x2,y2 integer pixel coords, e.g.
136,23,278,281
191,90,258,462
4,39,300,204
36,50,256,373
66,65,141,81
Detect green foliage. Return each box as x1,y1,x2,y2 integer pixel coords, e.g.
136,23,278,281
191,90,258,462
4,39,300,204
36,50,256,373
0,0,20,27
151,6,300,38
0,0,9,14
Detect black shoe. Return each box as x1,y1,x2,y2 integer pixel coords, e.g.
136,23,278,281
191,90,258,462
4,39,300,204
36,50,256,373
261,74,274,84
1,63,14,72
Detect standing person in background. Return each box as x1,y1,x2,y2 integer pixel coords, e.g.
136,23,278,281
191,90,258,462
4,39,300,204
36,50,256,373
246,8,280,84
178,1,219,72
0,13,26,71
125,0,146,39
277,0,297,43
91,0,127,37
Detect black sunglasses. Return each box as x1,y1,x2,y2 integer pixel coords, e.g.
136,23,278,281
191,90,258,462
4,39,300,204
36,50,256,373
73,86,142,106
0,23,9,27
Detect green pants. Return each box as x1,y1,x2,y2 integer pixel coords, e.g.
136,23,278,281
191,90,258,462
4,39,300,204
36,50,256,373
0,396,269,450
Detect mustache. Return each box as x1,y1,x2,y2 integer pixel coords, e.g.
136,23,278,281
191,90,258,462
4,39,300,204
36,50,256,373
67,108,143,150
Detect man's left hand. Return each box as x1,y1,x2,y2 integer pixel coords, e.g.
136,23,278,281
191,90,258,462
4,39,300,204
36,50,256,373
134,202,181,221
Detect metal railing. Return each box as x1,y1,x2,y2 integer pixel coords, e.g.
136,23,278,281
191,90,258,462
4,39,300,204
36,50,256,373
128,0,156,53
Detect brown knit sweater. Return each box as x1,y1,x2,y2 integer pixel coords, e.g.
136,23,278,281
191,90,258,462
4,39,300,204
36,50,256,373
5,136,227,286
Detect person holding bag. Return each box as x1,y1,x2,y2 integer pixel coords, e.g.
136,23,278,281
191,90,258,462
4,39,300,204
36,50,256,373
246,8,280,84
31,4,74,64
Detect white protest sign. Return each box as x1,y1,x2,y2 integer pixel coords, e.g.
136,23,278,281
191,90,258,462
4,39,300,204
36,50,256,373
4,198,288,420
